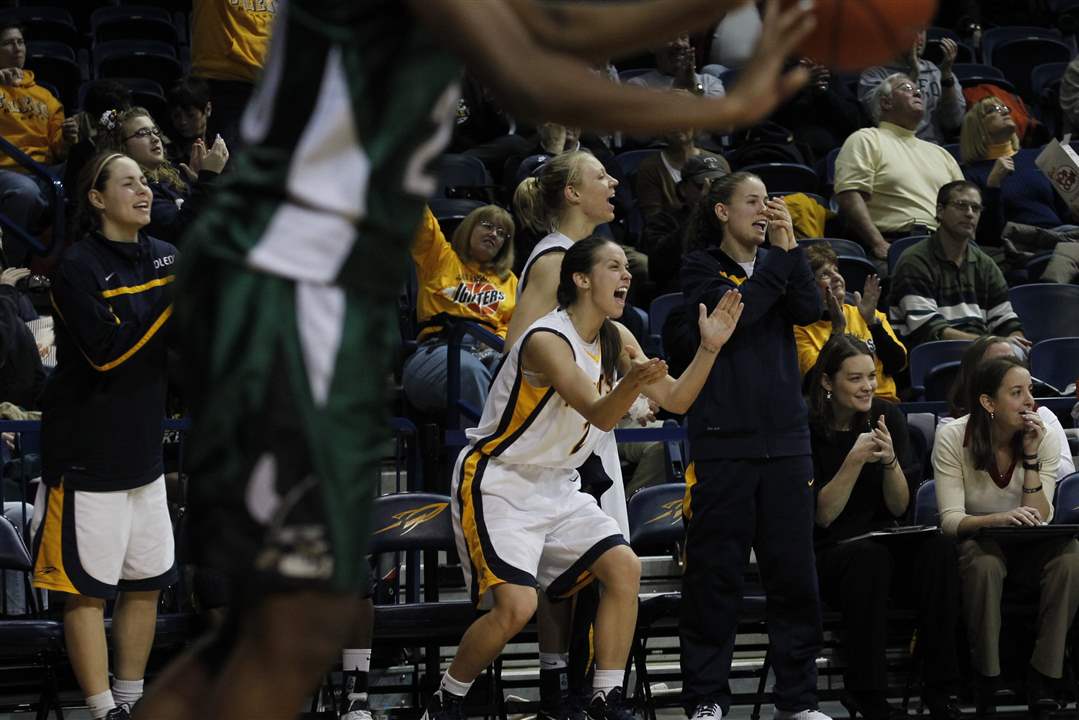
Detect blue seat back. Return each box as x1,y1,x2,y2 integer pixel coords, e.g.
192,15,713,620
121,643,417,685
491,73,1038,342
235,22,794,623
1054,472,1079,524
836,255,877,295
1008,283,1079,342
887,235,929,272
914,480,939,526
992,37,1074,99
982,26,1064,66
1030,337,1079,392
740,162,820,195
909,340,972,393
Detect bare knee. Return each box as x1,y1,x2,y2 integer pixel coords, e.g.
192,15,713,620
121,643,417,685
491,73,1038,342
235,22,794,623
594,545,641,594
489,585,538,640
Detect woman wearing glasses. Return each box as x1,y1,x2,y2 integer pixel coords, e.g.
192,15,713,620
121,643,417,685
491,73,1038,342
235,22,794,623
959,97,1076,262
102,107,229,246
402,205,517,415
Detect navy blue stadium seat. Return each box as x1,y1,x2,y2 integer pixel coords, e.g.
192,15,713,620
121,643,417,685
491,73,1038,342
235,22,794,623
888,234,929,272
1030,336,1079,392
1032,62,1068,136
991,37,1074,100
428,197,483,240
924,360,962,402
434,153,496,202
952,63,1005,82
91,6,179,45
0,7,80,48
24,40,83,110
647,292,682,358
1054,472,1079,524
798,237,866,258
909,340,971,399
79,77,168,122
513,153,552,190
835,255,876,296
981,26,1065,66
1008,283,1079,341
93,40,182,89
914,480,939,526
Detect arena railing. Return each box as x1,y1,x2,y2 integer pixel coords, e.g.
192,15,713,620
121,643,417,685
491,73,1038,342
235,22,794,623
0,136,65,257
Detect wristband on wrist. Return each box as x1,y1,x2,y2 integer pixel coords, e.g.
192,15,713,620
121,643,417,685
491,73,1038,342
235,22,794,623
1023,454,1038,460
1022,460,1041,471
884,455,898,468
1022,484,1043,494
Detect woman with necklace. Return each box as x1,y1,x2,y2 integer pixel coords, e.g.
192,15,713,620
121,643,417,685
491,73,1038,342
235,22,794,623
934,356,1079,716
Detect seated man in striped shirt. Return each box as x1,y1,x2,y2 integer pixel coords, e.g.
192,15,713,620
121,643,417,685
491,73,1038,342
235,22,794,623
888,180,1030,349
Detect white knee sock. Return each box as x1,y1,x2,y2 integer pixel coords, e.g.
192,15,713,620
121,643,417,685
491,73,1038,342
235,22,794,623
592,669,624,700
87,689,116,719
440,670,473,698
111,677,144,707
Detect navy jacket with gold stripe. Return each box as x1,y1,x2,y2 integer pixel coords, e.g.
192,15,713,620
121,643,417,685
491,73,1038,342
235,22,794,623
40,230,178,491
680,244,821,461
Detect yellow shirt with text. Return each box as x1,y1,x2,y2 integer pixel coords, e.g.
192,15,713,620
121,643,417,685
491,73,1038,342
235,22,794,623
191,0,275,83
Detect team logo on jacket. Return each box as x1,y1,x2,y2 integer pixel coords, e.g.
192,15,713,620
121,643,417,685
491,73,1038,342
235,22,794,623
441,280,505,317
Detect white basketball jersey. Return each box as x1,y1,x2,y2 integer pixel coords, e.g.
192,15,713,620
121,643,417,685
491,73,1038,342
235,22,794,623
518,231,572,298
467,309,607,468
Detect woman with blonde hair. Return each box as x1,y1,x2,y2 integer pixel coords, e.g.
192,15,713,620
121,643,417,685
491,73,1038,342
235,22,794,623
100,106,229,245
960,97,1076,258
402,204,517,415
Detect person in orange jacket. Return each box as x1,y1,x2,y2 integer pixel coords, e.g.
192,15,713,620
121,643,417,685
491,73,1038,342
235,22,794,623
0,22,78,266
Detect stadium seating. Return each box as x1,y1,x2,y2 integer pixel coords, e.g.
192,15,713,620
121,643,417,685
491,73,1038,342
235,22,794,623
981,26,1065,66
434,153,497,203
991,37,1073,100
23,40,83,111
835,255,876,296
1030,336,1079,393
0,6,79,47
909,340,972,400
93,39,182,88
91,6,179,45
798,237,866,258
887,235,929,272
1008,283,1079,341
740,162,820,195
647,292,682,358
1054,471,1079,523
913,480,939,526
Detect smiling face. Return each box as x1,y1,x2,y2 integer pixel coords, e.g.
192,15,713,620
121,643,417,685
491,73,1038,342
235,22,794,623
980,366,1035,434
122,114,165,169
0,27,25,70
814,261,846,305
824,353,878,415
715,175,769,248
90,156,152,236
467,218,510,264
568,155,618,225
576,241,631,318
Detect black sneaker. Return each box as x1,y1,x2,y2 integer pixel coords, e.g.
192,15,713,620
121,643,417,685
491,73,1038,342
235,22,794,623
584,687,635,720
420,689,465,720
104,706,130,720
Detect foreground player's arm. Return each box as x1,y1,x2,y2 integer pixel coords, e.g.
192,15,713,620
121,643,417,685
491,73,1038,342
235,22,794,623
504,253,561,352
522,331,668,432
409,0,816,133
503,0,757,62
617,290,743,414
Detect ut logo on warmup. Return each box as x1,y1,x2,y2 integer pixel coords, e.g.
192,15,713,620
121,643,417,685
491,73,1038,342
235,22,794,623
374,502,448,536
645,499,684,526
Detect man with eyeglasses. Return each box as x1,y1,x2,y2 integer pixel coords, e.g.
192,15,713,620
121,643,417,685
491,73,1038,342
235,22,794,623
835,72,964,273
0,21,79,267
888,180,1028,349
858,29,966,145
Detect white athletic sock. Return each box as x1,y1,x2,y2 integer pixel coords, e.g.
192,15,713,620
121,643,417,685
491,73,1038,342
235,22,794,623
87,689,116,719
111,678,144,708
440,670,473,698
591,669,624,700
539,652,569,670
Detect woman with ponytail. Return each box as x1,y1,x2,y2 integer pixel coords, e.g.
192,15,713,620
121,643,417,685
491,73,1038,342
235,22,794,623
31,151,178,720
677,171,830,720
427,236,742,720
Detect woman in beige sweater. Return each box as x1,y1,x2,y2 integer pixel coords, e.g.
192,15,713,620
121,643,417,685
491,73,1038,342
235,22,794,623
933,356,1079,715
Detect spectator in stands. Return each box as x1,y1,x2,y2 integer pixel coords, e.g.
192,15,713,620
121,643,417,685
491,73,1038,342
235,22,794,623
63,80,133,203
1061,55,1079,134
858,30,965,145
166,77,212,167
808,334,960,720
944,335,1075,479
771,58,868,166
795,244,906,402
933,356,1079,716
403,205,517,415
190,0,274,151
678,171,828,720
627,35,725,98
835,73,964,269
960,98,1077,263
642,155,727,296
31,152,178,720
0,22,78,267
102,107,229,246
889,180,1028,349
0,264,43,409
635,122,729,219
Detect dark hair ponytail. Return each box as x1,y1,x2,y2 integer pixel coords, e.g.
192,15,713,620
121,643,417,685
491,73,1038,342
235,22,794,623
556,236,623,386
685,171,761,252
72,151,126,239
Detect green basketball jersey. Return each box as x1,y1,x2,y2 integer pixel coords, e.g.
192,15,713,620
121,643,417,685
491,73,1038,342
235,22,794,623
190,0,462,291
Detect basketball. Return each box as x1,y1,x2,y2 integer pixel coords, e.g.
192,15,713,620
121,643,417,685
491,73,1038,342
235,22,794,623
790,0,939,72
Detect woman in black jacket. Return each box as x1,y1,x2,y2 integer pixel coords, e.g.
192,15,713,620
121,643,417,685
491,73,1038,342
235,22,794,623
678,171,828,720
809,334,961,720
31,152,178,720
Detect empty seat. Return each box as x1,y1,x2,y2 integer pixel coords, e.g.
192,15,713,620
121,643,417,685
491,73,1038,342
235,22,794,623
0,7,80,48
1008,283,1079,341
981,26,1065,66
93,40,182,89
740,162,819,195
91,6,178,45
1029,336,1079,393
991,37,1073,100
887,235,929,272
908,339,972,399
23,40,82,110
